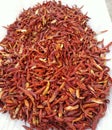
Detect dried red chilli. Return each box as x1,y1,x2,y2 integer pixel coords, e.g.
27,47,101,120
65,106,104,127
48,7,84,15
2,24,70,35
0,1,112,130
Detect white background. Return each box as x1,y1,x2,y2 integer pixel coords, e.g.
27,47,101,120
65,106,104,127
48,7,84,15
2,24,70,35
0,0,112,130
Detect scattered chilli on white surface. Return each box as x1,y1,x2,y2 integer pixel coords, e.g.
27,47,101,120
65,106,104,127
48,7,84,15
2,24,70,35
0,0,112,130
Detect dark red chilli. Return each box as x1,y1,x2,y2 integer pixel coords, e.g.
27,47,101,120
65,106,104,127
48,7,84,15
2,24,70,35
0,1,112,130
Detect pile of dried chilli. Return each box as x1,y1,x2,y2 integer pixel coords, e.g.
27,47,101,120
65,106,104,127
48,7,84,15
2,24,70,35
0,1,112,130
